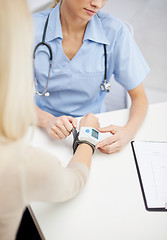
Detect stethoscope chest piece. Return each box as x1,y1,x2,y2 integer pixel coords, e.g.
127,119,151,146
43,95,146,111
100,81,110,92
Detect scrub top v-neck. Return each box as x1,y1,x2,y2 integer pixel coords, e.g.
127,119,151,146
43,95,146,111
33,2,149,117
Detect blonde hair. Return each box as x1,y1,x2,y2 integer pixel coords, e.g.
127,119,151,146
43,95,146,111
52,0,62,8
0,0,36,142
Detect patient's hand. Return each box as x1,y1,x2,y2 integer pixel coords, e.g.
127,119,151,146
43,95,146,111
79,113,100,130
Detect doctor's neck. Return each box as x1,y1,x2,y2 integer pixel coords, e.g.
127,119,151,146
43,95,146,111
60,1,91,36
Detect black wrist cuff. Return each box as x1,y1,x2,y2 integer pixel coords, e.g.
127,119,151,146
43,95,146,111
72,128,95,154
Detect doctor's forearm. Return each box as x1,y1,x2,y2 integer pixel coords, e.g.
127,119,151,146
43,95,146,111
125,95,148,138
35,104,53,128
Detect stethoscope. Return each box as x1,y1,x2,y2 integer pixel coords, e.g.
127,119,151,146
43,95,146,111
33,13,110,97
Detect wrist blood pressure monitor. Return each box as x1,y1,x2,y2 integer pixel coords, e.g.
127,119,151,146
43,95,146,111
78,127,100,145
73,127,112,154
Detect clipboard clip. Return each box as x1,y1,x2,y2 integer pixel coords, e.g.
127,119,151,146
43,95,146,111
165,203,167,210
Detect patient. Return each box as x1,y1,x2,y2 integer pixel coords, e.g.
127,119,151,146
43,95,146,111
0,0,99,239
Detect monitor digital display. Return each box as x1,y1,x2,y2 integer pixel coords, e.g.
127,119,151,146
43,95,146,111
91,129,99,139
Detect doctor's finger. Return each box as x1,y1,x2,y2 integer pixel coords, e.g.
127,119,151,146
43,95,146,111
99,146,120,154
61,117,76,132
66,116,78,129
49,130,61,140
51,126,68,139
98,142,120,154
98,125,117,133
55,119,72,135
96,135,118,149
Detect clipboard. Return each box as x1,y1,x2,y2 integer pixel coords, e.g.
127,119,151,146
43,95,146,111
131,141,167,212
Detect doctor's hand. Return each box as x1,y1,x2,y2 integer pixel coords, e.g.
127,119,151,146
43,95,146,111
79,113,100,130
96,125,133,154
47,115,77,139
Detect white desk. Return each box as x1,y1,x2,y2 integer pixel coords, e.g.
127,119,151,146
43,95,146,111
29,102,167,240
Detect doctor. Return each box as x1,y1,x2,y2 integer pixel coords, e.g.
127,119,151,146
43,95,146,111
33,0,149,154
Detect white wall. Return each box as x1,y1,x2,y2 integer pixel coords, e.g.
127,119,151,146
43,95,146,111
26,0,52,12
103,0,167,103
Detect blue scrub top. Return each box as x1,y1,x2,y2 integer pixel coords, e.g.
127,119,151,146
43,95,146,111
33,2,150,117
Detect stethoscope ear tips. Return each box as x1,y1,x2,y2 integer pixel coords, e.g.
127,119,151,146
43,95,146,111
44,92,50,97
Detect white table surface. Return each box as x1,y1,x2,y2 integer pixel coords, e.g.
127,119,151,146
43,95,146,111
29,102,167,240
